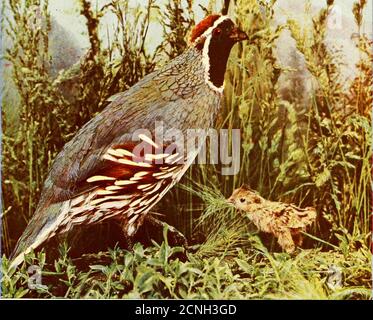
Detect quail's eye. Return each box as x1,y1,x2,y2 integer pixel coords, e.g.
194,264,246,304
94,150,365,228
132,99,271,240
240,198,245,203
214,28,222,36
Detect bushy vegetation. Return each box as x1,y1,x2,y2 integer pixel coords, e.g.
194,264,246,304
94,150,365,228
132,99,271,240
1,225,371,299
1,0,371,299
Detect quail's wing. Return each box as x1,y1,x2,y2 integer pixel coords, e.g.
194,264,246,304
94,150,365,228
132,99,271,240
47,73,163,202
46,56,199,205
275,204,316,229
290,205,317,227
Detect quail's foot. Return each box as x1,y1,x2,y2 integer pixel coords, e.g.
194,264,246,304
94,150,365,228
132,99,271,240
145,214,189,249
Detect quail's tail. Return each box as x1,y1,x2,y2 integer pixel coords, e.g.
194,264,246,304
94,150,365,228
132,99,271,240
9,201,67,270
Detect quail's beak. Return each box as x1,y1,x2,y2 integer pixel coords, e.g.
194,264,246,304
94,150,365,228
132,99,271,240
226,197,235,205
229,27,248,42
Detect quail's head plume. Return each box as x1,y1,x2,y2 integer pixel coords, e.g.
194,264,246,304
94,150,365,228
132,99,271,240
10,15,248,268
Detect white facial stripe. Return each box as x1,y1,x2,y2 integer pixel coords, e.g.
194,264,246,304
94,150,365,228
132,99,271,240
199,16,230,94
202,32,224,93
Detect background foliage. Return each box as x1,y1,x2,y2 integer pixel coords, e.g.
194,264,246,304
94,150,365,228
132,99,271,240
1,0,372,299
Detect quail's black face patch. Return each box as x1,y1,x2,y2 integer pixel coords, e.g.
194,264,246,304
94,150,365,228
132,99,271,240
207,19,237,88
211,19,235,42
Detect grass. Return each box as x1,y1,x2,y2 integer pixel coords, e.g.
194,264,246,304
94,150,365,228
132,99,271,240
1,228,371,299
1,0,372,299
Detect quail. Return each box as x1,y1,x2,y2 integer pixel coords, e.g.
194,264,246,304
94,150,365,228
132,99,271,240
227,185,316,253
10,15,248,268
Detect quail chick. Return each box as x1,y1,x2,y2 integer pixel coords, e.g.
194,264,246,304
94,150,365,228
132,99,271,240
227,185,316,253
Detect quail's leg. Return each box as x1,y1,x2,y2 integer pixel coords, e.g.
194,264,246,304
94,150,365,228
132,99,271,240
114,216,135,250
143,214,188,248
122,233,134,250
277,230,295,253
292,232,303,247
115,213,188,256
